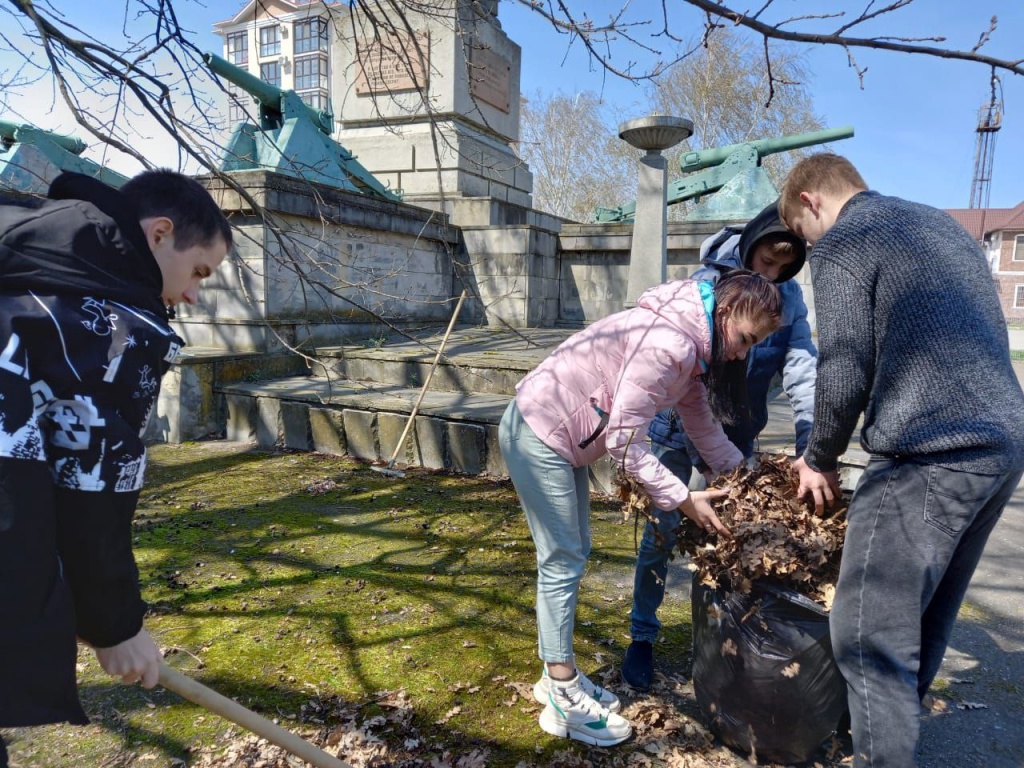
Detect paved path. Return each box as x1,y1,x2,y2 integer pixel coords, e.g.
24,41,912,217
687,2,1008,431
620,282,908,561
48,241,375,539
918,354,1024,767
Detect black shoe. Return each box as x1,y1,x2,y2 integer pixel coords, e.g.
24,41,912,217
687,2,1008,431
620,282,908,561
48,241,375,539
621,640,654,691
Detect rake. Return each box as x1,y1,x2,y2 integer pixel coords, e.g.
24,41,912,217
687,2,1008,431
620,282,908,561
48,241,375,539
158,663,352,768
372,289,468,479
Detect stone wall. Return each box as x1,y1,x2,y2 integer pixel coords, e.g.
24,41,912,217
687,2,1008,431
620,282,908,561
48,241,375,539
556,220,815,326
181,170,465,351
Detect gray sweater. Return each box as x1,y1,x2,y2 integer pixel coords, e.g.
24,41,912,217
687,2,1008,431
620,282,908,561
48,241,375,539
805,190,1024,474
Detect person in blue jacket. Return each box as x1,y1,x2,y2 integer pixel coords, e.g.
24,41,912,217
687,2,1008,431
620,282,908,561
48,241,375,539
622,200,818,690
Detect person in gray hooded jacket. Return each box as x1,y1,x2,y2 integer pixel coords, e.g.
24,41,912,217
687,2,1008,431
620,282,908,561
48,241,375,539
622,200,818,690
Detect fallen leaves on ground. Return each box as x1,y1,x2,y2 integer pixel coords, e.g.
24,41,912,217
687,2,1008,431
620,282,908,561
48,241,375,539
188,668,846,768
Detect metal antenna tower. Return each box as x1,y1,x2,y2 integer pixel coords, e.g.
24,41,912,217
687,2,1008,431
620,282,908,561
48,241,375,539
969,74,1003,209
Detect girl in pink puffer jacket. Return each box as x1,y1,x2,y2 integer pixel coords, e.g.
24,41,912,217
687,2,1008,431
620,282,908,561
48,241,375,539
499,271,781,747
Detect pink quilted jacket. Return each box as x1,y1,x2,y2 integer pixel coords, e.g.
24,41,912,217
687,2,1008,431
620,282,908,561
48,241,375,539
515,280,743,511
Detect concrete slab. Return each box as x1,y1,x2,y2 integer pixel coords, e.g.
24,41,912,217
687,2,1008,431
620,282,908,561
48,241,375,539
342,408,378,461
256,397,282,448
280,402,311,450
413,417,446,470
378,412,413,466
446,422,486,475
225,394,257,442
309,407,347,456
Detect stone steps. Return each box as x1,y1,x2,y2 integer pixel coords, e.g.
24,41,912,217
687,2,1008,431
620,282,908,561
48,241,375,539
313,326,576,396
216,327,869,490
219,375,528,481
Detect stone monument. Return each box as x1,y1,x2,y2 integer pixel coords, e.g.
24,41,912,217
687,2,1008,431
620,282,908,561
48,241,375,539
332,0,531,207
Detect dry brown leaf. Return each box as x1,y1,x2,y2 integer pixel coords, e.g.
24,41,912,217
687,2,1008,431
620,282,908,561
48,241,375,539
617,453,848,609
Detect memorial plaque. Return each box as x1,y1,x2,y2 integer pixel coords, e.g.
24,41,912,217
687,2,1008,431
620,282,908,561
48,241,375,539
355,31,429,95
469,44,511,113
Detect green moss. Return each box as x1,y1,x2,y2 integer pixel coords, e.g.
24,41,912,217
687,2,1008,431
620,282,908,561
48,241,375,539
3,443,684,767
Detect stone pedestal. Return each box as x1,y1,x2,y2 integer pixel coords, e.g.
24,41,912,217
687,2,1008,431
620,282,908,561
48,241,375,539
332,0,531,204
618,115,693,307
625,152,670,306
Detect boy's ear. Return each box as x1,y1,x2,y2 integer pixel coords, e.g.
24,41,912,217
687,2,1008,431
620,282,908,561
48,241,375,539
141,216,175,252
798,191,821,215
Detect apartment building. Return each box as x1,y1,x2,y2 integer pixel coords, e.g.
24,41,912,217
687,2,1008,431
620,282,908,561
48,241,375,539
213,0,335,121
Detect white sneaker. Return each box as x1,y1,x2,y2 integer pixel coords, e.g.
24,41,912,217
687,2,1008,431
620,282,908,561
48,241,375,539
538,676,632,747
533,668,621,712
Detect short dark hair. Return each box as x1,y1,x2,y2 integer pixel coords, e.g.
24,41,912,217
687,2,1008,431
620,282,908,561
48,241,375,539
120,169,232,251
758,233,800,259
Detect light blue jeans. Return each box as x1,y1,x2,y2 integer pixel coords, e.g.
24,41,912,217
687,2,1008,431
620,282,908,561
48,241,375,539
629,441,692,642
499,401,590,663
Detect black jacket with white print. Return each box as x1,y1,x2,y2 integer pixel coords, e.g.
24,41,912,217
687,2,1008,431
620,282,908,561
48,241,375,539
0,174,182,727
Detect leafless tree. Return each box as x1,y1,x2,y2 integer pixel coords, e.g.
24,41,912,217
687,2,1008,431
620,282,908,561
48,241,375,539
513,1,1022,90
651,26,823,198
518,90,635,221
0,0,1019,356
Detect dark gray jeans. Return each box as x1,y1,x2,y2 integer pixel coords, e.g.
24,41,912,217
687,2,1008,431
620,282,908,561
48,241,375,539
831,458,1023,768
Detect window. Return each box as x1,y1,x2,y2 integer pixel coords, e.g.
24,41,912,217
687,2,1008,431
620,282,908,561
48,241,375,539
1015,286,1024,309
298,90,329,111
227,32,248,65
259,25,281,57
260,61,281,87
1014,234,1024,262
227,87,249,123
294,19,328,54
294,54,327,90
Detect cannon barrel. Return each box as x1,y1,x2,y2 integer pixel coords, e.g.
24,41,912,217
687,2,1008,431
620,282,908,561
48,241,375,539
0,119,87,155
679,125,855,173
203,52,333,134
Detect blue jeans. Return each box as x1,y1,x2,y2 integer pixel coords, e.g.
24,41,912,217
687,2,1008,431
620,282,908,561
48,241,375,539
831,458,1023,768
629,442,692,642
499,401,591,663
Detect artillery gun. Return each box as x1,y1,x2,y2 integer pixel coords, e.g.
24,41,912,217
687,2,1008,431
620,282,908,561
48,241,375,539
205,53,400,200
0,119,128,194
595,125,854,222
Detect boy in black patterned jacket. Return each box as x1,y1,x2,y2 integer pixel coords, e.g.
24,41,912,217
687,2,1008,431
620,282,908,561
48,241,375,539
0,170,230,760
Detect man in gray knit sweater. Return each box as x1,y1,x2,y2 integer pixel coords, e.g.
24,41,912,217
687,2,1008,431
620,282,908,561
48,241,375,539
779,153,1024,767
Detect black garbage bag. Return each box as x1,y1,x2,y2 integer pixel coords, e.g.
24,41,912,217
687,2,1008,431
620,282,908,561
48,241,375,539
691,573,848,764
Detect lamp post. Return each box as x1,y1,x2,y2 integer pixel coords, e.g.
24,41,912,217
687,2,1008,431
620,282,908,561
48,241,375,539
620,115,693,307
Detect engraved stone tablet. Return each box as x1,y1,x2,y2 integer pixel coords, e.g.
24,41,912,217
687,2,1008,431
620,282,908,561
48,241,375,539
469,44,511,113
355,31,429,95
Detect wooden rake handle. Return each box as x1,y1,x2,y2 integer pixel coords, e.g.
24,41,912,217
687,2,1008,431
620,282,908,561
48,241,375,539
158,663,352,768
383,288,468,468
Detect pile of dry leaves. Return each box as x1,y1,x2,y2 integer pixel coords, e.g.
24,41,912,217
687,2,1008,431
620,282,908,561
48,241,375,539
617,453,848,609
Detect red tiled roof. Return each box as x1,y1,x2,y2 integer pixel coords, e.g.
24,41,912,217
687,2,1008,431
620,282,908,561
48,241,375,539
945,201,1024,239
945,208,991,240
998,201,1024,232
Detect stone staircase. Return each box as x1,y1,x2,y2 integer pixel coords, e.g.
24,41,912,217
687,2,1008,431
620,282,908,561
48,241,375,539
213,326,869,492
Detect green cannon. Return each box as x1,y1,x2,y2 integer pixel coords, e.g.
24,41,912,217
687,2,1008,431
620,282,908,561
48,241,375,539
205,52,400,200
0,119,88,156
595,125,854,222
0,118,128,194
204,52,333,136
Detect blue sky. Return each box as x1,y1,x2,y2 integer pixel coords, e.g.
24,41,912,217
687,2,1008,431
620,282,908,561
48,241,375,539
1,0,1021,210
500,0,1024,210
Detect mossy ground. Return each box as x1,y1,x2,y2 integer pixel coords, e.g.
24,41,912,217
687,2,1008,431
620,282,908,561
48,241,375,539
2,442,696,767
